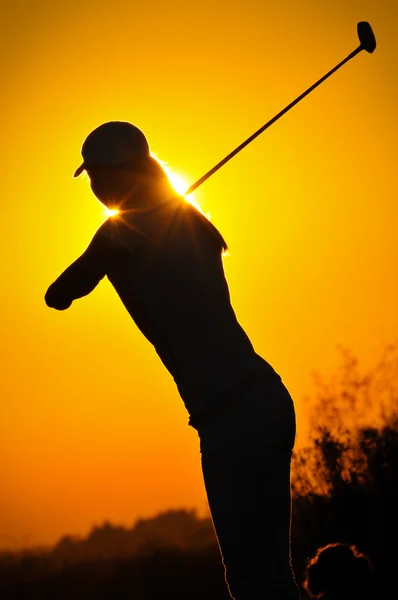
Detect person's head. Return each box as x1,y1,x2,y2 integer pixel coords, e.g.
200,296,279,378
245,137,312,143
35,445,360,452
74,120,228,253
304,543,375,599
73,121,173,209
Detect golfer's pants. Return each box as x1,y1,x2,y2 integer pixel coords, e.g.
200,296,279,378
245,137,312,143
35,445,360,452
197,368,301,600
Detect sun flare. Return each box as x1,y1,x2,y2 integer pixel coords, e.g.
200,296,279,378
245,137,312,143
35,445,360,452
162,165,207,217
100,163,208,220
104,208,119,218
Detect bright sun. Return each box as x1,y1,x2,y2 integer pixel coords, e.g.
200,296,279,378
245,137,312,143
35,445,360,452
105,208,119,217
163,166,205,215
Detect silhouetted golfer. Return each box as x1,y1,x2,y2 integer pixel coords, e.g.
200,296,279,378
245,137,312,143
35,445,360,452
45,121,301,600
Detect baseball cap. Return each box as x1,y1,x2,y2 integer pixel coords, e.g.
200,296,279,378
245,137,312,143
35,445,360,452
73,121,150,178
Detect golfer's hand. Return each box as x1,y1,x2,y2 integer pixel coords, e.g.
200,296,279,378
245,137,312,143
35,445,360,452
45,283,72,310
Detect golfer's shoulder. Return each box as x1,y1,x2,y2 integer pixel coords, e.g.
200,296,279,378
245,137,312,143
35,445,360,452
93,215,143,254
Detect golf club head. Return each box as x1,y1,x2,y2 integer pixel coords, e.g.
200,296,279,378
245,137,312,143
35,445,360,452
357,21,376,53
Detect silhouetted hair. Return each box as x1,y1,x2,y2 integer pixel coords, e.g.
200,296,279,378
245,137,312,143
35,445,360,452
120,155,229,254
304,543,375,599
119,154,171,180
182,200,228,254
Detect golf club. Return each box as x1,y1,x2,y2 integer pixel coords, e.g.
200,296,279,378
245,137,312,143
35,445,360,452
184,21,376,196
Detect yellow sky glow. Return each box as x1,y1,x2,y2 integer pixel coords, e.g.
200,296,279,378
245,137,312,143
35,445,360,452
1,0,397,552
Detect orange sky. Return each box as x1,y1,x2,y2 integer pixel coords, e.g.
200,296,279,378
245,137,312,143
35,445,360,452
1,0,397,551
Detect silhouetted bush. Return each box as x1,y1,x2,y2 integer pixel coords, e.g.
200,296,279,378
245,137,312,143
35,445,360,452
290,343,398,595
303,542,376,599
49,508,216,565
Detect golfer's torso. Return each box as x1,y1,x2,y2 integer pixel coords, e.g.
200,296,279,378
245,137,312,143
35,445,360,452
100,204,270,423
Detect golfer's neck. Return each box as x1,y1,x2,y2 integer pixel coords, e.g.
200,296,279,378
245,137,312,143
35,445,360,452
123,177,176,209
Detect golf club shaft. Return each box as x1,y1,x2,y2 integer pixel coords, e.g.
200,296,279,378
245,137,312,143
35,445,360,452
184,44,363,196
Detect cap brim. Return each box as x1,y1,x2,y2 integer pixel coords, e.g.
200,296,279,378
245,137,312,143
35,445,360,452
73,163,86,178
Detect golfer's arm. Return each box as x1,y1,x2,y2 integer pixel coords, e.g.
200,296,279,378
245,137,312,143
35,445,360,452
45,238,106,310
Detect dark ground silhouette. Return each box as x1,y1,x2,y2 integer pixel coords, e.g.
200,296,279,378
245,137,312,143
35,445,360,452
2,345,397,598
1,413,396,598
